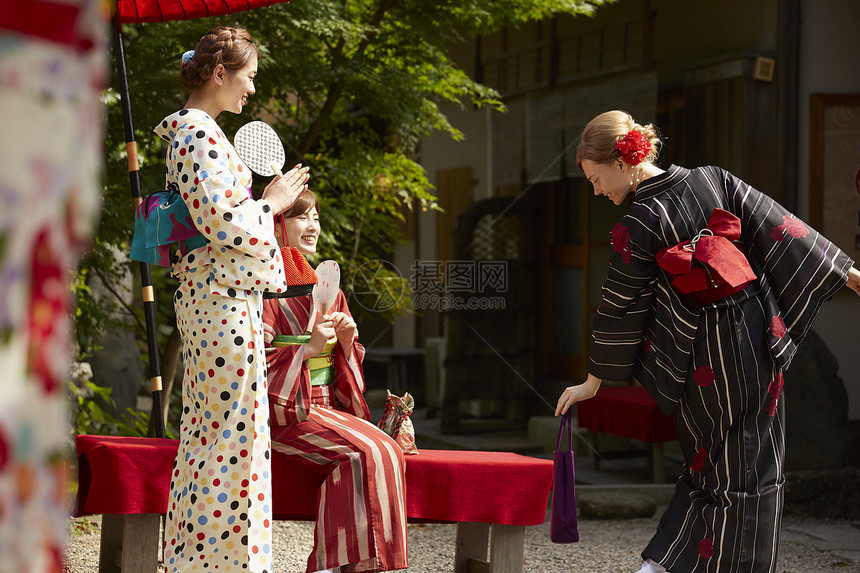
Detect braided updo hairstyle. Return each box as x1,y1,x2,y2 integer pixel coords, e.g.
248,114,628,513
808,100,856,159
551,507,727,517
575,110,662,170
180,26,260,91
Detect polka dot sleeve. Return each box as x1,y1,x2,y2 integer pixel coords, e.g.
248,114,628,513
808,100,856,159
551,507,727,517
168,117,286,293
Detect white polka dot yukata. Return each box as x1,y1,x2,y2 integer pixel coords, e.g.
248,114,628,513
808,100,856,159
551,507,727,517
154,108,287,573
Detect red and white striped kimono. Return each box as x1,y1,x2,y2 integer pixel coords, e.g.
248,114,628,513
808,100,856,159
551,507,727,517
263,291,408,573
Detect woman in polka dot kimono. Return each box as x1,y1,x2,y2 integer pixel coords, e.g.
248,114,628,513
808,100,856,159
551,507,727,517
154,26,310,573
555,110,860,573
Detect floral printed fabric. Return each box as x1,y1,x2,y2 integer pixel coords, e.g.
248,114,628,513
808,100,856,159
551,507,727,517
0,2,105,571
610,223,632,263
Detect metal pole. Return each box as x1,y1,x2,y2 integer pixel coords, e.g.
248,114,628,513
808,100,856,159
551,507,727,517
112,16,167,439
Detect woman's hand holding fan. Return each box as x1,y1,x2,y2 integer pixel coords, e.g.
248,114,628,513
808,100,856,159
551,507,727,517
328,312,358,358
314,261,358,357
234,120,309,214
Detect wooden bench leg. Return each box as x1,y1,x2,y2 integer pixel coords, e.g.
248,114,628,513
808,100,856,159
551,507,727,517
488,524,525,573
454,522,526,573
455,522,489,573
98,514,161,573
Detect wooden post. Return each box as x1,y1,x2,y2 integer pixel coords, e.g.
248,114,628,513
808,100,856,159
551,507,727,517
99,514,124,573
455,522,490,573
98,514,160,573
488,524,525,573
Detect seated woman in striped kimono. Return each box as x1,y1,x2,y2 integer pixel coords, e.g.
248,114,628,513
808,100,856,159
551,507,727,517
262,189,408,573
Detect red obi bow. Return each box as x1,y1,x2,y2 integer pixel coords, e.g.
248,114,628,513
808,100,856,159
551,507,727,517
656,209,757,307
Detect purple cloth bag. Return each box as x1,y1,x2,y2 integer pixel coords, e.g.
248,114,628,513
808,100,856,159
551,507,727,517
550,410,579,543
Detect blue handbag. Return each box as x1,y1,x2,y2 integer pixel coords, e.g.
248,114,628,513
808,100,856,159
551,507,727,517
130,182,207,267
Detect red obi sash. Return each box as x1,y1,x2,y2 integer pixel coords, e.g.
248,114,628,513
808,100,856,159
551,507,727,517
656,209,757,307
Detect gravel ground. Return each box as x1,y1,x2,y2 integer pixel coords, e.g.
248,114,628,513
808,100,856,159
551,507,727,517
64,511,860,572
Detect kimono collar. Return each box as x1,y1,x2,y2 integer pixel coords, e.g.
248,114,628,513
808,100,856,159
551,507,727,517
154,108,216,143
634,164,690,202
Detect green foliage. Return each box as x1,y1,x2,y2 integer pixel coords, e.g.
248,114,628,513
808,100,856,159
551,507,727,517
77,0,602,376
67,378,167,439
69,517,100,536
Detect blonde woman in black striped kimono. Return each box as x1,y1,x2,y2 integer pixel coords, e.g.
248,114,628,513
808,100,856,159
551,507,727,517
555,110,860,573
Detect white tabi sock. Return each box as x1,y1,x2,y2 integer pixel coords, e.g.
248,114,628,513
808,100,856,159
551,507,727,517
635,559,667,573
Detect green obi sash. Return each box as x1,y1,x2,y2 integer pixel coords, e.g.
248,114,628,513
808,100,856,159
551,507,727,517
308,339,337,386
271,335,336,386
271,334,311,347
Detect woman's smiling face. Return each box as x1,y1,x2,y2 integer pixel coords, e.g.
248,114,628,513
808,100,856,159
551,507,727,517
581,158,633,206
218,54,257,115
281,206,320,256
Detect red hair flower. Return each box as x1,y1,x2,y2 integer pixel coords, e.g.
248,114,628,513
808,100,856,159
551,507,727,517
615,130,652,166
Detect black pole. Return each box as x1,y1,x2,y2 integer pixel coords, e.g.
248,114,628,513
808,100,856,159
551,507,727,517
112,16,167,439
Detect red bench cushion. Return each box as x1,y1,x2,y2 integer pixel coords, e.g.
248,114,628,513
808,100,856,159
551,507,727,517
577,386,677,443
74,434,553,527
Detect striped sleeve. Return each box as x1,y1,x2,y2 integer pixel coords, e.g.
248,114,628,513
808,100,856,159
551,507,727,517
589,211,660,383
727,170,854,370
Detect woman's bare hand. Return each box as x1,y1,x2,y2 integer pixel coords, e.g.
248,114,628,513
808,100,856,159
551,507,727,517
846,266,860,297
261,163,310,215
327,311,358,359
555,374,602,416
306,314,335,357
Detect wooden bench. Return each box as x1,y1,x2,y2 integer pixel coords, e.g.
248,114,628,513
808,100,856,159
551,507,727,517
74,435,553,573
576,386,677,483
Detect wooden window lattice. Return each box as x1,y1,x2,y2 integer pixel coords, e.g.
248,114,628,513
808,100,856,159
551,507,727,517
471,214,520,261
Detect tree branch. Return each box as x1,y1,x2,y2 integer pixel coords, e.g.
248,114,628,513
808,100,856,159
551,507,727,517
350,213,362,269
295,0,394,158
91,264,146,334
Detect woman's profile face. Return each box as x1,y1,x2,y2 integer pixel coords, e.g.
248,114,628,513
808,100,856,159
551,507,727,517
581,158,632,206
282,206,320,256
217,54,257,115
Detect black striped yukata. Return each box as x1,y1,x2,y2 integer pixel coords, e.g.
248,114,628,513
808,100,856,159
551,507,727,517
589,165,853,572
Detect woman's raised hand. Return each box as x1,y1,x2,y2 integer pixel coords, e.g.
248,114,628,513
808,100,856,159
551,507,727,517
262,163,310,215
306,313,335,357
555,374,602,416
327,311,358,359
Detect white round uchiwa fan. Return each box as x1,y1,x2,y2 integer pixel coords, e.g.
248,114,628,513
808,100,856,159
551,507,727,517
313,260,341,316
234,120,286,177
